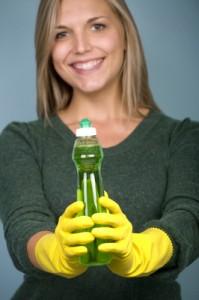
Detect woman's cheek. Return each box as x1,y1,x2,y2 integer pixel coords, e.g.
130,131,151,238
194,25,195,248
52,42,71,63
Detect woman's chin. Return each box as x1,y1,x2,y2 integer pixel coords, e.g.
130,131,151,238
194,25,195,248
75,82,106,95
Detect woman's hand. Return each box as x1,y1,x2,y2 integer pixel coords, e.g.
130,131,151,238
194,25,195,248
34,201,94,278
91,196,135,277
91,195,173,277
91,196,133,259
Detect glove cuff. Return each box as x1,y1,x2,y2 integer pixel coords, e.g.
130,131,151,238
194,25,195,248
108,227,173,278
35,233,86,278
35,233,60,273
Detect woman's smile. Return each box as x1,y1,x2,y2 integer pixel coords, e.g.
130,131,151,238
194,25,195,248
69,57,105,74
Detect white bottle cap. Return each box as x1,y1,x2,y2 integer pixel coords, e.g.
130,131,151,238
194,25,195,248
75,118,96,137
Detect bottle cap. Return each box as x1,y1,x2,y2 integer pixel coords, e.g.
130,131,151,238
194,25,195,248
76,118,96,137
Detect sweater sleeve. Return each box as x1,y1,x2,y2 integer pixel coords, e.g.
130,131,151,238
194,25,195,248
0,122,56,278
142,118,199,279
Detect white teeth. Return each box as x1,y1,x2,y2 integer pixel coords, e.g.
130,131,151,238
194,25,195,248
72,59,103,70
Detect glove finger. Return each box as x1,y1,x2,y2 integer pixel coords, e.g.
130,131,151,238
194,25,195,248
98,238,130,256
92,226,128,240
99,197,123,214
64,232,94,246
62,201,84,219
64,216,94,232
92,213,124,227
64,245,88,257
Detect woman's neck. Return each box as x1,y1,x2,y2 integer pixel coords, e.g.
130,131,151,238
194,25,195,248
60,85,127,124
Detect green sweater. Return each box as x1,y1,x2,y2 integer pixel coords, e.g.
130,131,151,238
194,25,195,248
0,111,199,300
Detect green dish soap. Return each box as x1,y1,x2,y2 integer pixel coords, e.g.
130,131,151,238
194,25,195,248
72,118,112,266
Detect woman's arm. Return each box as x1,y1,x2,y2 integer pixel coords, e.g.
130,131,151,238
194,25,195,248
0,122,56,277
141,119,199,278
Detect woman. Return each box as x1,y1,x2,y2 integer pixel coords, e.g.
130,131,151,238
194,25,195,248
0,0,199,299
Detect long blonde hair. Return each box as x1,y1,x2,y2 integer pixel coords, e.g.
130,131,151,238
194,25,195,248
35,0,159,120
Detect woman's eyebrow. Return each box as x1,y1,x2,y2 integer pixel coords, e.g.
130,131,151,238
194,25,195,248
87,16,109,23
55,16,109,29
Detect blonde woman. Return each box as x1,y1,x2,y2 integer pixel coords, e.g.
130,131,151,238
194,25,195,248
0,0,199,299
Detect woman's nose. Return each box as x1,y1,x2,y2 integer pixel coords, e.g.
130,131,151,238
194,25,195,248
73,32,92,54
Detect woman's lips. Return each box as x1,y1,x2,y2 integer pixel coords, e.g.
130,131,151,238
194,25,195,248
70,58,104,73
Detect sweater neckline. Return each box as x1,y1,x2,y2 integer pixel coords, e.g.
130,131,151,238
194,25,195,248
50,110,162,156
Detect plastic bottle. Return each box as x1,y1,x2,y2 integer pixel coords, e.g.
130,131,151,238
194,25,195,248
72,118,112,266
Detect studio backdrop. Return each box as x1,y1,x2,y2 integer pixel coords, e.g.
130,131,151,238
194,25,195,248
0,1,198,299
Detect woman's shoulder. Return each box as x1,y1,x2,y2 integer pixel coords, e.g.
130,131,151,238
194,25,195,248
0,117,56,143
0,118,57,158
152,111,199,147
150,110,198,130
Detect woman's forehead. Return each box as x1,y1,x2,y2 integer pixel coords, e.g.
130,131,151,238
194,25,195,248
56,0,118,26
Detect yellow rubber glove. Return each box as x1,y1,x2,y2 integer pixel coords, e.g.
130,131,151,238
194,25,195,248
91,196,173,277
35,201,94,278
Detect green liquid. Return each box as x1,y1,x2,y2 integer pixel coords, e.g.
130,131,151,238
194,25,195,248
72,139,112,266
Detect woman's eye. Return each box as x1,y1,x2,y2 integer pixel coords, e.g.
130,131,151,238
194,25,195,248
91,23,106,31
55,31,69,40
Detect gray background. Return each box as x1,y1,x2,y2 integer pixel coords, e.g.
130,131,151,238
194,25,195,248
0,0,198,299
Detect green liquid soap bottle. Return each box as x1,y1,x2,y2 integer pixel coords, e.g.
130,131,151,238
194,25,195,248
72,118,112,266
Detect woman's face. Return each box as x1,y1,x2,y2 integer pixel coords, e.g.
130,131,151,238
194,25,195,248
51,0,126,95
